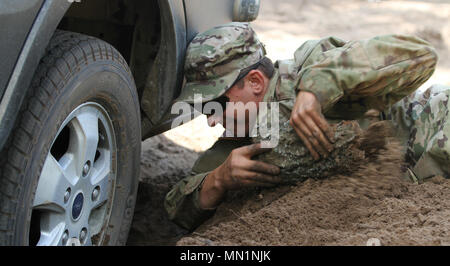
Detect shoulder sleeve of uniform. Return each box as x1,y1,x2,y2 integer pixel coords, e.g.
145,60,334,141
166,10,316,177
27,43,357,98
296,35,438,112
275,37,346,102
294,36,347,67
274,36,346,103
164,172,216,231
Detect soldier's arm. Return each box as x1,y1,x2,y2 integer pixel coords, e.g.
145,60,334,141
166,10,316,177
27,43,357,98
164,139,238,231
296,34,438,113
198,143,281,209
164,140,280,231
289,35,437,159
164,171,217,231
162,138,252,231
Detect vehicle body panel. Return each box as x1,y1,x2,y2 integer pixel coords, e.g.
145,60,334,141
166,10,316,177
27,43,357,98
142,0,237,138
0,0,259,149
140,0,187,133
0,0,71,150
183,0,234,43
0,0,44,100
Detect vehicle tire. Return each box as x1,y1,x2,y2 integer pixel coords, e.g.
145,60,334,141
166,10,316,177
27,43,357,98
0,30,141,245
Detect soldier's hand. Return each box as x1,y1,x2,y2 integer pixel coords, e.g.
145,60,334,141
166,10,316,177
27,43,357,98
290,91,334,160
213,143,281,191
198,143,281,210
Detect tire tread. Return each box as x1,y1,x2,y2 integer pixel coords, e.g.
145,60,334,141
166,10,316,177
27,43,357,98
0,30,130,245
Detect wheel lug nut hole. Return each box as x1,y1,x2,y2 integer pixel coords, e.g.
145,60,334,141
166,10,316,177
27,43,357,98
62,230,69,245
82,161,91,177
64,188,71,203
92,186,100,201
80,228,88,243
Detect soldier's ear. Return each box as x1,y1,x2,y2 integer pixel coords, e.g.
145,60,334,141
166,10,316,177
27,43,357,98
247,70,265,95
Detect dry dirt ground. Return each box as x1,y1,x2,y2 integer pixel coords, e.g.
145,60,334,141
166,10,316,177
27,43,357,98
126,0,450,246
177,141,450,246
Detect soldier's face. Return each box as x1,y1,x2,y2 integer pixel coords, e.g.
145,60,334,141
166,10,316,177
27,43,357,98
207,70,269,136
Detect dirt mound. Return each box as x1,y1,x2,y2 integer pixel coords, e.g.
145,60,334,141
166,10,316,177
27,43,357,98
177,133,450,246
128,125,450,246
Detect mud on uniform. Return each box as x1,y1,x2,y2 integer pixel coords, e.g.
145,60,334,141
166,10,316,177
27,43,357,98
164,22,441,231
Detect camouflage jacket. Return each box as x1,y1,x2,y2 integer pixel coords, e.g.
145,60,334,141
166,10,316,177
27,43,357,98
164,34,437,231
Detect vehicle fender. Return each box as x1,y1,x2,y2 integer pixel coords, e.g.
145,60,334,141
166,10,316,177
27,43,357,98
0,0,72,151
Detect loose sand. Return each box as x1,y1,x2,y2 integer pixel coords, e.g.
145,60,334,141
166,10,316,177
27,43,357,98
176,138,450,246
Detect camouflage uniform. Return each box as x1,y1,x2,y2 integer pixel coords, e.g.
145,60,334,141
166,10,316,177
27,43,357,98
165,22,439,231
389,84,450,181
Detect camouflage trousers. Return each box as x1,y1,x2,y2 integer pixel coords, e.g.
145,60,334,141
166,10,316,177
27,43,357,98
389,84,450,181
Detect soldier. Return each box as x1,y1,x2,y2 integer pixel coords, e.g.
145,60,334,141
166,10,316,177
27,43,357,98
165,22,442,231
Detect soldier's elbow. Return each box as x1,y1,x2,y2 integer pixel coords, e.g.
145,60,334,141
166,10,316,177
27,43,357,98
428,46,439,67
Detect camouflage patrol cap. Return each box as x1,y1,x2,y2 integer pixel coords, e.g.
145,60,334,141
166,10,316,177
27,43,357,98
176,22,266,104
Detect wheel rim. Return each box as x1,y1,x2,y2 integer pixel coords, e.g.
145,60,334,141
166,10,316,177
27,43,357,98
30,102,116,246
